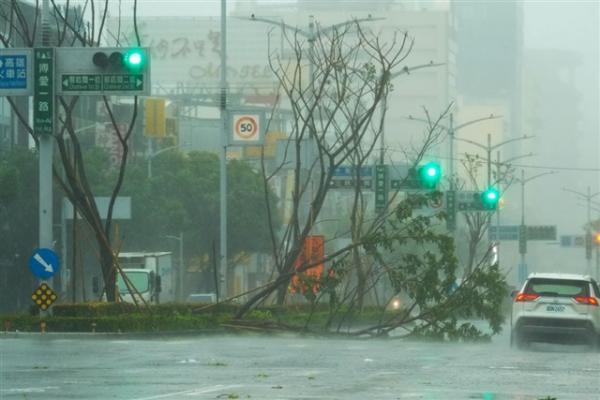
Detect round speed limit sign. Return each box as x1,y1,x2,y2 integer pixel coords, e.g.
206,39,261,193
232,114,260,142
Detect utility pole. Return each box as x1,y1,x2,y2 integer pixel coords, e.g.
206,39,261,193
165,233,184,301
39,0,54,293
492,151,534,266
516,170,555,284
564,186,600,276
219,0,228,299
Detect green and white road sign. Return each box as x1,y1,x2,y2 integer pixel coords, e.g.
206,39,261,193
61,74,144,93
33,48,54,135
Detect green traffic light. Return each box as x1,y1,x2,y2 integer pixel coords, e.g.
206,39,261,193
418,161,442,189
481,187,500,209
124,49,145,69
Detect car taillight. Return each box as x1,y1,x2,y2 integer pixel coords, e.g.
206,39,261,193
515,293,539,302
574,296,599,306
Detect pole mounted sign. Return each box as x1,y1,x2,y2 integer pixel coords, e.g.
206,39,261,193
229,109,265,145
29,248,60,280
329,165,373,190
55,47,151,95
0,48,32,95
31,283,57,311
33,48,54,135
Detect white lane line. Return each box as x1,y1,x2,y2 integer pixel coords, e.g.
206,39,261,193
129,384,242,400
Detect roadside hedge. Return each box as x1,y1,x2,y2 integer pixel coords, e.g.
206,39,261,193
3,302,402,334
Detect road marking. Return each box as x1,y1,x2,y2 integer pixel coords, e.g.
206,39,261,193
128,385,241,400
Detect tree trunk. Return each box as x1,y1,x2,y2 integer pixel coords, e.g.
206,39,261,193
100,247,116,301
353,247,366,311
466,235,477,277
276,284,287,305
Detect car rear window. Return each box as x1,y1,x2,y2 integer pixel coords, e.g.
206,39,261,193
525,278,589,297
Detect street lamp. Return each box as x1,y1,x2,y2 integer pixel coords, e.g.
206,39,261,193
490,151,535,264
563,186,600,276
515,170,556,284
164,232,184,302
453,134,534,187
406,113,503,191
406,113,503,233
147,145,178,178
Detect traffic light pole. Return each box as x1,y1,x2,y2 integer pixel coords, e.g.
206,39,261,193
407,113,501,232
39,0,54,297
492,151,534,267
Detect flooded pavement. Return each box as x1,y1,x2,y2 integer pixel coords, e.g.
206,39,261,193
0,329,598,399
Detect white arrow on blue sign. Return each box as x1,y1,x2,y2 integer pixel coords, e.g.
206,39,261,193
28,248,60,279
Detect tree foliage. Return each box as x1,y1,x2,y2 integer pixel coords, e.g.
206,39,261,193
1,0,144,302
0,148,38,313
118,150,279,261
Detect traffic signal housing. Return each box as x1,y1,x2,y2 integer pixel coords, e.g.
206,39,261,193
417,161,442,189
92,48,147,71
480,187,500,210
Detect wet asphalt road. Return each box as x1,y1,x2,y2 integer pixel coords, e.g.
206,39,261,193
0,328,598,400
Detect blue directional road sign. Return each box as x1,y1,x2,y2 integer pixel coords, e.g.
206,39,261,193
0,48,33,96
29,248,60,280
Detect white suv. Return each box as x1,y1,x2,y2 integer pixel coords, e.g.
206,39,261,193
511,273,600,349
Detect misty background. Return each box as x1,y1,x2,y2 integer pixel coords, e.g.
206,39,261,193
95,0,600,283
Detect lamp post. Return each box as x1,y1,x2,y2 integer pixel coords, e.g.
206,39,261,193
515,170,556,284
164,232,184,302
563,186,600,276
453,134,534,187
408,114,502,187
490,151,534,264
452,134,535,269
147,145,178,178
406,113,503,231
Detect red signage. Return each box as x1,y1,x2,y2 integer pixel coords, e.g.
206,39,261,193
290,235,325,295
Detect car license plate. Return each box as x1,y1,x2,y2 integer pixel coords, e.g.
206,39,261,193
546,304,565,312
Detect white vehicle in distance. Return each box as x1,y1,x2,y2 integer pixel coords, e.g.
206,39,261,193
511,273,600,349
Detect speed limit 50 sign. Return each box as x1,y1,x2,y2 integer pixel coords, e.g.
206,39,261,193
229,110,265,145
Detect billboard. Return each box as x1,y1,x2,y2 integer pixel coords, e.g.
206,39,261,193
106,17,282,90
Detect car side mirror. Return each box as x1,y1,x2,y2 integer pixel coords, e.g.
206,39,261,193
511,290,518,298
92,277,99,294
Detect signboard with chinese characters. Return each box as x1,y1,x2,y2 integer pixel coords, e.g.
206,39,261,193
61,74,145,93
489,225,557,241
375,165,388,212
106,17,279,90
0,48,32,96
33,48,54,135
55,47,151,96
329,165,374,190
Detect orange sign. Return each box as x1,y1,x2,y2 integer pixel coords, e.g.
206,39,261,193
290,235,325,295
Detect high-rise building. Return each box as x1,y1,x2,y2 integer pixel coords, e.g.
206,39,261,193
453,1,524,140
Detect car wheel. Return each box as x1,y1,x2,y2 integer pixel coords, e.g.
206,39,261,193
513,330,529,350
588,333,600,351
